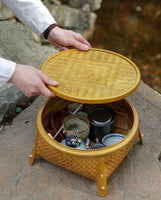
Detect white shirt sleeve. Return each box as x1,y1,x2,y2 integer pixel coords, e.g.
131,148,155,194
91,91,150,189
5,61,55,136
1,0,56,86
0,57,16,87
1,0,57,36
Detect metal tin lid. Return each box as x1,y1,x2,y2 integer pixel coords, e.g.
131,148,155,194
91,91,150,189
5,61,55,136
88,106,115,126
41,48,140,104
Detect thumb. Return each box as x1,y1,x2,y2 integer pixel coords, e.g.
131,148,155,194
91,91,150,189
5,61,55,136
39,71,59,86
39,83,56,98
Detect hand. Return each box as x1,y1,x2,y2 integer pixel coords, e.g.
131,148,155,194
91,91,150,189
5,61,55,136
8,64,58,98
47,26,91,51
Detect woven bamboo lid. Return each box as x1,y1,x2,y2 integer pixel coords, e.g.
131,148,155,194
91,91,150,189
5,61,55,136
41,48,140,103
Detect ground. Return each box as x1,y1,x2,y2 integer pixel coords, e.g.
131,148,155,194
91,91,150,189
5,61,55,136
89,0,161,94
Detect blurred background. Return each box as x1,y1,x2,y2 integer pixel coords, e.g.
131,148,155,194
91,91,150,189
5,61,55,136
89,0,161,94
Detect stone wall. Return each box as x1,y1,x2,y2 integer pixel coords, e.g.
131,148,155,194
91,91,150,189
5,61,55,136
0,0,102,41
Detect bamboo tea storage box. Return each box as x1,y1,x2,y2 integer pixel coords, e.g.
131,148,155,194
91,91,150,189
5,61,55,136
29,48,143,197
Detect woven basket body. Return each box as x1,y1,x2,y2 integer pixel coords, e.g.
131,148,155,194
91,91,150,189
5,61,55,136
30,49,142,196
30,97,140,196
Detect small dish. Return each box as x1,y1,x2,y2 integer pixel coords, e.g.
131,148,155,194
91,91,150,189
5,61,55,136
90,143,105,149
90,138,105,149
102,133,126,147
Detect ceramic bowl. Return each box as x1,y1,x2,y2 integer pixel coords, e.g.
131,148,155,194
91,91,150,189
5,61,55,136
102,133,126,147
63,114,90,140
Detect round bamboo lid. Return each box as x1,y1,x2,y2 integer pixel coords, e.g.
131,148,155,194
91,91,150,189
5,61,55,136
41,48,140,103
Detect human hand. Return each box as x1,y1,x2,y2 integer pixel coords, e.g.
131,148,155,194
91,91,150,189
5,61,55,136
47,26,91,51
8,64,58,98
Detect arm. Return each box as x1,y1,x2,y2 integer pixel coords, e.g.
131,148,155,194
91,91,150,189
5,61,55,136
1,0,58,97
1,0,56,36
0,58,58,97
8,64,58,98
1,0,91,98
2,0,91,51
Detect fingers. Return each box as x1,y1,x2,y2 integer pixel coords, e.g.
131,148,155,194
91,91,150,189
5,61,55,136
58,45,69,51
67,39,90,51
38,70,59,87
68,32,91,51
9,64,58,98
71,40,90,51
39,84,55,98
74,32,92,48
48,27,92,51
37,70,58,98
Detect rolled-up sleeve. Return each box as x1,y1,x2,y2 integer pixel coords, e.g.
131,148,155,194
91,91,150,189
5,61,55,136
0,57,16,86
2,0,56,36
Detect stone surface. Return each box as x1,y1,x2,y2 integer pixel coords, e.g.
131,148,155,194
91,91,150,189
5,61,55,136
0,21,58,122
0,2,14,20
88,12,97,31
0,21,58,66
48,0,62,5
50,5,87,29
0,81,161,200
0,83,27,122
68,0,103,11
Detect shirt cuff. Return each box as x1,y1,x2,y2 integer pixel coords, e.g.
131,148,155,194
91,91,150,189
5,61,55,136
0,57,16,87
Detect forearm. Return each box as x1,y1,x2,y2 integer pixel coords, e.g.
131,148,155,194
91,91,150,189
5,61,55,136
0,57,16,87
1,0,56,36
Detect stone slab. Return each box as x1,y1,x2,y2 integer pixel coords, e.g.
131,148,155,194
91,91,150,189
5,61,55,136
0,81,161,200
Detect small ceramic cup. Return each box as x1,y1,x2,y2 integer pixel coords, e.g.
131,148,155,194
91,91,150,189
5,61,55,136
63,114,90,140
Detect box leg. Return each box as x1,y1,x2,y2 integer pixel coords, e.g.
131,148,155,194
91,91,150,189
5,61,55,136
29,132,39,165
138,127,144,144
97,157,107,197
